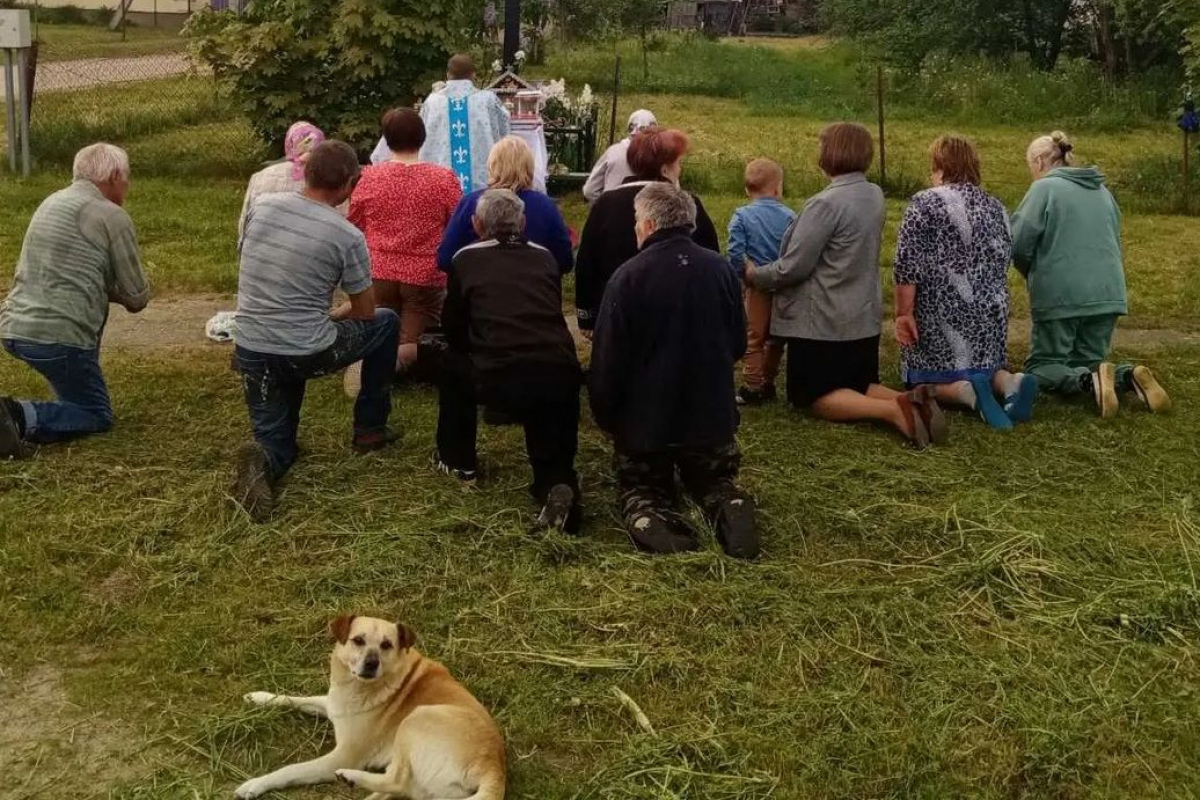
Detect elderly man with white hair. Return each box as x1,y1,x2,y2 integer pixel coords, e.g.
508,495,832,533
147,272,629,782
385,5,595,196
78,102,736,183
0,143,150,458
588,182,758,559
582,109,658,203
434,188,583,535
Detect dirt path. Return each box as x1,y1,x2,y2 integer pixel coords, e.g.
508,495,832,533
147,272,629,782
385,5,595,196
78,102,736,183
102,293,1200,352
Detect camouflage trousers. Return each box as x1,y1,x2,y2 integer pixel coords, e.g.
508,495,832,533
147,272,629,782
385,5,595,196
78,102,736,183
614,442,743,529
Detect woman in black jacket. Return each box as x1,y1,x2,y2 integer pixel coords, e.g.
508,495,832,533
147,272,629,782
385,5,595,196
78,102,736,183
574,127,721,332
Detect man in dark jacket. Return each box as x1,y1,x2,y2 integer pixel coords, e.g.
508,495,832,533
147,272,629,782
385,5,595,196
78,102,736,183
588,182,759,558
435,189,583,533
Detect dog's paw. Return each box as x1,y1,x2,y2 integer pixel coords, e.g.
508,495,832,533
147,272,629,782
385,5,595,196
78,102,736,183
244,691,276,706
335,769,362,787
234,777,270,799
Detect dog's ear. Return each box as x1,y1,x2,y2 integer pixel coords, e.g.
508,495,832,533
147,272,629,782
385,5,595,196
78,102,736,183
329,615,356,644
396,622,417,650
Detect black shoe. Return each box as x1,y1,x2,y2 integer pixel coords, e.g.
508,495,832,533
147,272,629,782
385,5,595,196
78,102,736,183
627,512,700,554
716,496,760,559
736,384,776,407
0,397,26,459
352,427,402,454
232,443,274,522
535,484,581,535
431,449,478,485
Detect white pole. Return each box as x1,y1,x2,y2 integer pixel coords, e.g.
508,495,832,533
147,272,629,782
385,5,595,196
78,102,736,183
3,49,16,173
17,46,30,176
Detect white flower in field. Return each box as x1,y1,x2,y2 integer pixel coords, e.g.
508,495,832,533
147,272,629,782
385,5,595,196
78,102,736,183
544,78,566,100
579,84,593,107
514,49,527,63
492,59,503,74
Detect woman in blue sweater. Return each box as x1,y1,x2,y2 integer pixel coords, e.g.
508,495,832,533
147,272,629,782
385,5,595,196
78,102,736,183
436,136,574,274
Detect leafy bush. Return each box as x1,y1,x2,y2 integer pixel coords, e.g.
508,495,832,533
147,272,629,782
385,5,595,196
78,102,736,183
890,52,1178,131
183,0,451,154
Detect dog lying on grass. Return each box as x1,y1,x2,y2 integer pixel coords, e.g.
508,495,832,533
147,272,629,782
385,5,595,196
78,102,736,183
235,615,506,799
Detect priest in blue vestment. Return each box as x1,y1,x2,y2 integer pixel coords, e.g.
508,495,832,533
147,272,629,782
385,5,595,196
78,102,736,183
370,54,511,194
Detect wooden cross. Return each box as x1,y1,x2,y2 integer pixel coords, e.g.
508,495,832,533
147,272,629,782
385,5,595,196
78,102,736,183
503,0,520,69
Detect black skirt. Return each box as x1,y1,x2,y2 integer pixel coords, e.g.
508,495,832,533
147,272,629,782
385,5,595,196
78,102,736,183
784,335,881,407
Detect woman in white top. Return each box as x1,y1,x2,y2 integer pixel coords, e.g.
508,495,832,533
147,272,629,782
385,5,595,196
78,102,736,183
582,109,657,203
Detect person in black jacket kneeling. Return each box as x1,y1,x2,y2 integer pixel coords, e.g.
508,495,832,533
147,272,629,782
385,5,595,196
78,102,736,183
434,189,583,534
588,183,759,558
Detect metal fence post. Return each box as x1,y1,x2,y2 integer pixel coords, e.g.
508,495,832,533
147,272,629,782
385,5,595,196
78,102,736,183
3,49,16,173
876,64,887,188
17,45,29,175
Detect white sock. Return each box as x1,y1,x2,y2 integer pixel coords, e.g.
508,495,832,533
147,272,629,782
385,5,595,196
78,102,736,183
955,382,978,409
1000,372,1023,397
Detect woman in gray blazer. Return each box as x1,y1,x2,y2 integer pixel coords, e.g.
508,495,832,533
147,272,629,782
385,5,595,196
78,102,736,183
745,123,946,448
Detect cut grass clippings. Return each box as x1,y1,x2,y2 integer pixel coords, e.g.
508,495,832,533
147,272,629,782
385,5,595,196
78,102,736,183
1,343,1199,797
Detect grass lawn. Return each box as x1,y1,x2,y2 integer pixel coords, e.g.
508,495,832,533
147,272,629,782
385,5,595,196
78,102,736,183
34,23,186,62
2,35,1200,799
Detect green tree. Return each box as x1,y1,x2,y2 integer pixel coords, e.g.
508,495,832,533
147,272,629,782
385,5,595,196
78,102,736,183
184,0,453,153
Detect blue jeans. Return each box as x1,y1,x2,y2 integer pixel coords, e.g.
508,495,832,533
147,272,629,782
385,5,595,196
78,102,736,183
235,309,399,480
2,339,113,443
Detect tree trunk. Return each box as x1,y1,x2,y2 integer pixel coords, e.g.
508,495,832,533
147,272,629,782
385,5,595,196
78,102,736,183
1021,0,1041,68
1043,0,1073,70
1095,1,1118,79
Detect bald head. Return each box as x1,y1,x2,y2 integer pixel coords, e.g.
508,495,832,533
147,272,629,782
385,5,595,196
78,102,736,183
448,54,476,81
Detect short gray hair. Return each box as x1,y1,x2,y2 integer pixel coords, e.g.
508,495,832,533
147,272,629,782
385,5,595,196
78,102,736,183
634,182,696,233
474,188,526,238
73,143,130,183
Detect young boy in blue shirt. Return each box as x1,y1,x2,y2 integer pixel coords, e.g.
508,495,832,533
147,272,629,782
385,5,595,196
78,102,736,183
727,159,796,405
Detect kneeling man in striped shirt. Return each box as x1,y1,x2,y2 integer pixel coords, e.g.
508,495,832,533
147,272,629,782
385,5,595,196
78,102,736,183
232,141,400,521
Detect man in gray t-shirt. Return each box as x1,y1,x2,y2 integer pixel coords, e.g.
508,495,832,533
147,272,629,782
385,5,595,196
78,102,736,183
232,141,400,522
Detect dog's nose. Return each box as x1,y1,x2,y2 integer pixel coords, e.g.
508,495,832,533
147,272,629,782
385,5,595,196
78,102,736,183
363,655,380,672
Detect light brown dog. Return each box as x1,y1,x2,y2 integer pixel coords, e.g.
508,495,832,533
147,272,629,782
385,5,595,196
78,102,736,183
235,615,506,800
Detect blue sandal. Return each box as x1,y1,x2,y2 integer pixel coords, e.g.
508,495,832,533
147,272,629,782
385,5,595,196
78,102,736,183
1004,373,1039,424
968,375,1013,431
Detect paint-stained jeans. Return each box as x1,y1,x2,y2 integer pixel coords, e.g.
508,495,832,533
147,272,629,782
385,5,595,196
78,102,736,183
615,441,744,530
235,309,399,480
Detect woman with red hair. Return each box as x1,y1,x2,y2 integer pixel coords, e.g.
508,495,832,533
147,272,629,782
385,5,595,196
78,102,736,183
574,127,720,333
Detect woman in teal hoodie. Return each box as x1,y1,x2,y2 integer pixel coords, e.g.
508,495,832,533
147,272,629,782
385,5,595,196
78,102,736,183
1010,131,1170,418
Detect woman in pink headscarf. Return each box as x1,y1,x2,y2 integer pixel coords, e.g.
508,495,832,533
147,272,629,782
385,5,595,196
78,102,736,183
237,121,331,237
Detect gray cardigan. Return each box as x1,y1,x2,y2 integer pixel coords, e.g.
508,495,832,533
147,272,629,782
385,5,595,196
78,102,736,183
751,173,885,342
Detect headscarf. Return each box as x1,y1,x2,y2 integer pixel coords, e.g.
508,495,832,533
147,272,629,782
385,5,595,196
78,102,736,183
284,121,325,181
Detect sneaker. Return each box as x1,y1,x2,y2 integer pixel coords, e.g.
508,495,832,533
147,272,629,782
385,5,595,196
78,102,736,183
0,398,26,460
715,496,760,559
431,449,478,485
232,443,274,522
1092,363,1119,419
967,374,1013,431
905,387,947,444
343,361,363,399
352,427,401,454
736,384,776,406
534,484,581,535
1004,373,1039,424
627,513,700,554
1129,365,1171,414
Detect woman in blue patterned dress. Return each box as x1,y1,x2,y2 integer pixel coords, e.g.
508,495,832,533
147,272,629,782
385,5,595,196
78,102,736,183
892,135,1038,430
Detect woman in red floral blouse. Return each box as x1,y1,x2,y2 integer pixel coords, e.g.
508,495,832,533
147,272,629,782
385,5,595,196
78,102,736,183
348,108,463,372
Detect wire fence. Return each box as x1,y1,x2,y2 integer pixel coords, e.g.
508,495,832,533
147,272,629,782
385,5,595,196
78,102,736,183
1,11,264,177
